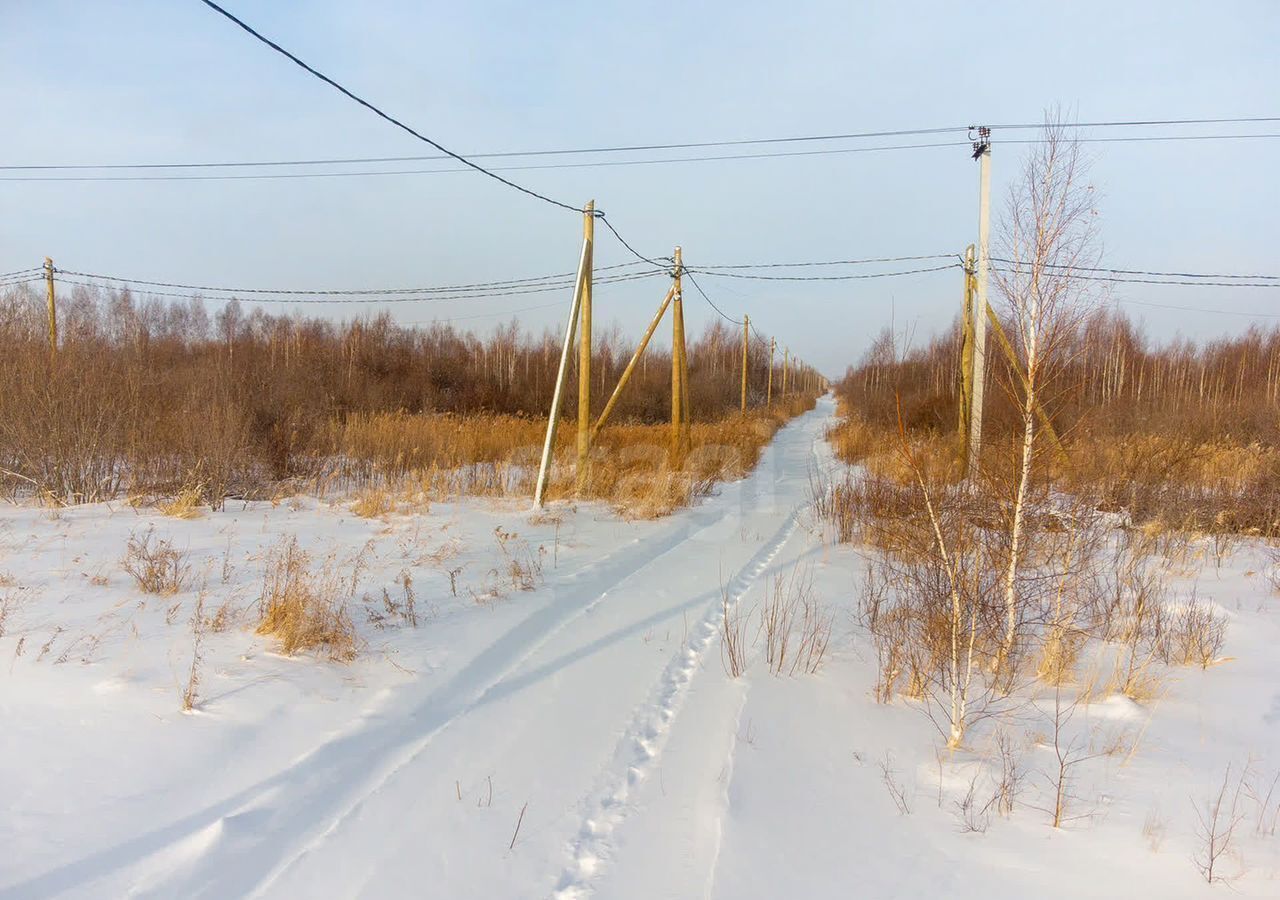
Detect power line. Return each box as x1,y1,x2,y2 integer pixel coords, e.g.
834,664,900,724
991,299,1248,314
53,268,665,304
1118,298,1280,319
0,126,971,171
7,133,1278,183
992,266,1280,289
989,116,1280,131
688,262,961,281
1071,273,1280,289
0,276,43,288
7,116,1277,173
695,253,955,270
681,266,743,325
52,260,649,296
991,257,1279,281
597,213,672,270
196,0,580,213
0,141,967,182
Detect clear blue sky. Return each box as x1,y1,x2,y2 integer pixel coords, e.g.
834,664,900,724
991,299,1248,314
2,0,1277,374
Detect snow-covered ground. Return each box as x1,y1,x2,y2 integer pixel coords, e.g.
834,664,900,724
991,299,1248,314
1,396,1278,898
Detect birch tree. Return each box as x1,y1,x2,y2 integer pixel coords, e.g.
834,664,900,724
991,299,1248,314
991,117,1099,679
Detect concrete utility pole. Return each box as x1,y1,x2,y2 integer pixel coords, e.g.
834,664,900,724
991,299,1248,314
968,127,992,480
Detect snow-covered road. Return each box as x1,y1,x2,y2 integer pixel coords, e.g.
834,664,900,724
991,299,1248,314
145,398,825,900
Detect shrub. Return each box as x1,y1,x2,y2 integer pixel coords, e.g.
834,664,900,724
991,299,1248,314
122,529,189,594
256,536,358,660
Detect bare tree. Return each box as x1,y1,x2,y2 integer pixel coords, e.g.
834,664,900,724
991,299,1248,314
990,115,1101,677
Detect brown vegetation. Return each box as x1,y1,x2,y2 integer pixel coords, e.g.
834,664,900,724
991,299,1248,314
831,307,1280,536
0,282,819,513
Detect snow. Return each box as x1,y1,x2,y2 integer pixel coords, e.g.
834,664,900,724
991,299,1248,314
1,396,1278,898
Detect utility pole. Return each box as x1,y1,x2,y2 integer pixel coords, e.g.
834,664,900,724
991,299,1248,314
968,127,992,480
740,314,749,413
782,347,789,397
576,201,595,495
44,257,57,361
767,338,775,406
671,246,686,464
534,203,593,508
957,243,977,473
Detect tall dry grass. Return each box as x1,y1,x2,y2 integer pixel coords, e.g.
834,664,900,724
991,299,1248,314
256,536,358,660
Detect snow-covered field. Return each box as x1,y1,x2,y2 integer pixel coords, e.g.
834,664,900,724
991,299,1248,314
2,397,1278,898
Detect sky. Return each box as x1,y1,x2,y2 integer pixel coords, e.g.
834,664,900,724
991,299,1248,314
2,0,1277,375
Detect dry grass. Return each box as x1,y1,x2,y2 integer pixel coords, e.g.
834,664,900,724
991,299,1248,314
182,588,207,711
350,487,394,518
121,529,189,595
256,536,358,660
159,482,206,519
327,397,815,518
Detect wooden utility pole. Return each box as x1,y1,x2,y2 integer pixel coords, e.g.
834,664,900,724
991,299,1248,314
957,244,977,473
534,207,593,507
983,301,1067,462
968,128,992,480
576,201,595,495
740,314,749,413
44,257,57,360
767,338,775,406
782,347,789,396
592,284,675,440
671,246,687,464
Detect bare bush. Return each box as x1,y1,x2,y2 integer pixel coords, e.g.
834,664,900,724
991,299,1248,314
760,565,832,677
952,772,991,834
1157,595,1228,669
879,752,913,815
992,727,1025,818
719,584,750,678
1245,769,1280,839
1192,763,1248,883
122,529,189,595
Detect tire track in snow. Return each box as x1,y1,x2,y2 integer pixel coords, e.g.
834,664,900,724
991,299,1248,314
702,686,750,900
194,500,755,900
151,408,831,900
1,403,833,900
549,506,803,900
